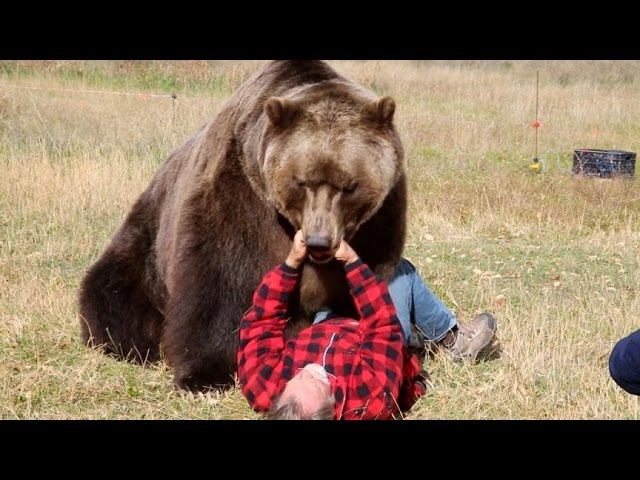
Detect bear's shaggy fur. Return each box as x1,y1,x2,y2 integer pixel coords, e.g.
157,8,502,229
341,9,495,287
79,60,406,391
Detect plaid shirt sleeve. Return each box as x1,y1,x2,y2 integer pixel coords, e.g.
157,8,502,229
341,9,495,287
399,351,429,411
236,263,298,411
343,258,406,419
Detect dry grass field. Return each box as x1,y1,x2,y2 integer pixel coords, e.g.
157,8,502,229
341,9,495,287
1,60,639,419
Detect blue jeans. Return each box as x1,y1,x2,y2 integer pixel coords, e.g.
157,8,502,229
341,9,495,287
313,258,458,348
609,329,640,396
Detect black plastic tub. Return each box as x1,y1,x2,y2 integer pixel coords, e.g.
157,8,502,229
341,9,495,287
573,149,636,178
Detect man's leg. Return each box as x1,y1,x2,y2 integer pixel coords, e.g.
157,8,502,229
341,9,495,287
314,257,497,359
311,258,447,347
387,258,457,347
392,258,497,360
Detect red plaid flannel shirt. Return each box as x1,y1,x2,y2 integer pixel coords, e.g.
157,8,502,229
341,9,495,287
237,258,427,420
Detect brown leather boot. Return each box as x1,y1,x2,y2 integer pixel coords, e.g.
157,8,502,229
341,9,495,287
440,313,497,361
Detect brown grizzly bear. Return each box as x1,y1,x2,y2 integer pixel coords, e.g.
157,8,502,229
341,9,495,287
79,60,406,392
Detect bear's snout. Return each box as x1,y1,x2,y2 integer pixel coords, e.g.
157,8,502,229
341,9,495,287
306,235,332,251
305,233,336,264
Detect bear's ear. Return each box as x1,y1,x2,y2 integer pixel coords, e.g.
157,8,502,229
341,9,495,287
364,96,396,125
264,97,300,128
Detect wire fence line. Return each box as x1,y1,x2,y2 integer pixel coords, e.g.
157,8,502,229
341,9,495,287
0,82,573,174
0,82,180,137
0,83,177,99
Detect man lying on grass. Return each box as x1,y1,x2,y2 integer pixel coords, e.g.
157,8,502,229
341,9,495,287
237,230,497,419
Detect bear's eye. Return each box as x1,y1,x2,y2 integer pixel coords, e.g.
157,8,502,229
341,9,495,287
295,179,307,188
343,182,358,194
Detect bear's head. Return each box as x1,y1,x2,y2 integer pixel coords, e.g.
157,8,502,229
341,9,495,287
260,83,404,264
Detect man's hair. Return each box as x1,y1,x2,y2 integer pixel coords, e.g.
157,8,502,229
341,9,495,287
267,395,335,420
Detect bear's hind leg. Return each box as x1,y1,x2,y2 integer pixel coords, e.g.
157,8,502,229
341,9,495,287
79,250,164,364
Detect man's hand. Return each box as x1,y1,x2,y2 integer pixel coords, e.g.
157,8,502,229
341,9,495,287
334,239,359,265
285,230,307,268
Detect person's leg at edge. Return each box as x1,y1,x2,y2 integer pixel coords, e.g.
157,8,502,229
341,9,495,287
609,329,640,396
